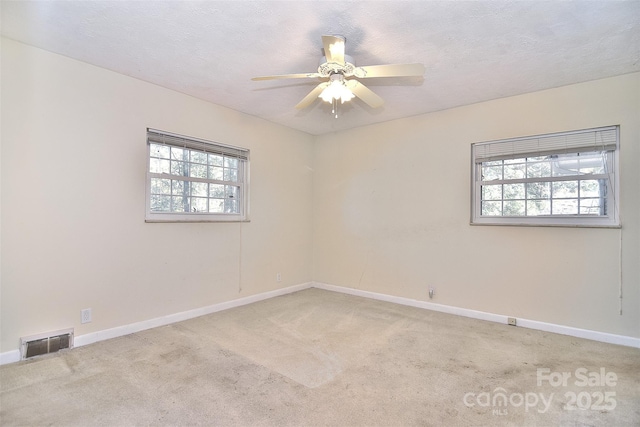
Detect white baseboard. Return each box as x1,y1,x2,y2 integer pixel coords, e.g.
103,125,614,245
0,282,312,365
3,280,637,365
74,282,312,347
0,350,21,365
311,281,640,349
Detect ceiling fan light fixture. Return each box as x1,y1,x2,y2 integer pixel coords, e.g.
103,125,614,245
319,74,354,104
319,73,354,119
319,79,355,104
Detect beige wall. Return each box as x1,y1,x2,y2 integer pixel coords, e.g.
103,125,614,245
1,39,314,352
2,37,638,355
313,73,640,338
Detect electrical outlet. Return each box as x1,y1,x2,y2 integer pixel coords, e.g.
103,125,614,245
508,317,517,326
81,308,92,324
276,273,282,282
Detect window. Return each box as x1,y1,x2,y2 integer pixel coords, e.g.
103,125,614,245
146,129,249,222
471,126,619,227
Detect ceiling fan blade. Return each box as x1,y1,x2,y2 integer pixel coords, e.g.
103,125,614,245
252,73,321,81
322,35,345,65
346,80,384,108
295,83,329,109
354,63,425,78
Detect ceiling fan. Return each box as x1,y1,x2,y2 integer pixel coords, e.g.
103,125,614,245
252,35,425,117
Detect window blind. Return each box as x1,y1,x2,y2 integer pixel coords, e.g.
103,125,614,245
473,126,618,162
147,128,249,160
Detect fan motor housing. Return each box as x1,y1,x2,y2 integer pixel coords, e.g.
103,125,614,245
318,55,356,77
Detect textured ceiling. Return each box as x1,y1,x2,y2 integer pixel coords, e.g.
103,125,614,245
2,1,639,135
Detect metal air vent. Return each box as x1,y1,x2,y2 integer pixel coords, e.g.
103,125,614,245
20,328,74,360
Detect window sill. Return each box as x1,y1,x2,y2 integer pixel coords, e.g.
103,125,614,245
145,213,250,223
470,218,620,229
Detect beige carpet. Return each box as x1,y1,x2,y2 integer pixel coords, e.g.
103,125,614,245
1,288,639,426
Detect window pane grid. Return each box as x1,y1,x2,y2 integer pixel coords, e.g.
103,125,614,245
150,144,241,183
479,153,609,218
148,137,247,218
150,177,241,214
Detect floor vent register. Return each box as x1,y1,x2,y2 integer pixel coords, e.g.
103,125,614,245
20,329,74,359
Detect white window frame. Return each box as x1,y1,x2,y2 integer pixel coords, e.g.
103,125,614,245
471,126,620,228
145,128,250,222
